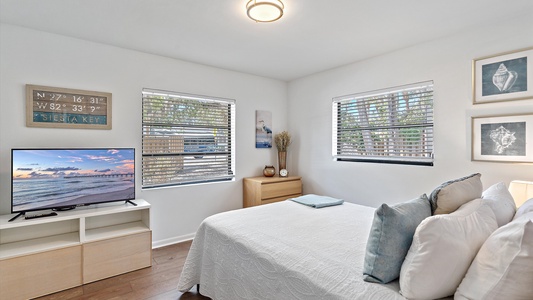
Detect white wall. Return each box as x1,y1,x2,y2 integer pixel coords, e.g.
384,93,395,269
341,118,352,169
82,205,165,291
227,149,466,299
0,24,288,247
2,12,532,247
288,12,533,208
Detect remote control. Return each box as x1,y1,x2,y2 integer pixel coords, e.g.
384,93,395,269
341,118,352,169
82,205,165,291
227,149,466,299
25,212,58,219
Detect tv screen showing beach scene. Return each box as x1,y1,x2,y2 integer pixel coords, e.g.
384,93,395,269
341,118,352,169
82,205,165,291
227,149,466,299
12,148,135,213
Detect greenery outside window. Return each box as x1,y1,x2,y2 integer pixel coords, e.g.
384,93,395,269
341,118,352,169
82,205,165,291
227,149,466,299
142,89,235,188
332,81,434,166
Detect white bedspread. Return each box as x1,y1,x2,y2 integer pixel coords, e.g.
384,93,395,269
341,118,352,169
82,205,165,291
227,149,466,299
178,200,406,300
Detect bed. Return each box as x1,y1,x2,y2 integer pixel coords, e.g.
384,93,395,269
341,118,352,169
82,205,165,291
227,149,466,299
177,200,407,300
177,179,533,300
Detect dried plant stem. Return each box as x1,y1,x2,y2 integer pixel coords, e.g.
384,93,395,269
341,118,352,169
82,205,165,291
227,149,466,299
274,131,291,152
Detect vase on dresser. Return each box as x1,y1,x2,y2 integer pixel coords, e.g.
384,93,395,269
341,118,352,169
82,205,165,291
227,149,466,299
278,151,286,173
263,165,275,177
274,130,291,177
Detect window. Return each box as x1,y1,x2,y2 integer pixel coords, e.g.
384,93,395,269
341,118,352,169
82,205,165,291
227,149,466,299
332,81,434,166
142,89,235,188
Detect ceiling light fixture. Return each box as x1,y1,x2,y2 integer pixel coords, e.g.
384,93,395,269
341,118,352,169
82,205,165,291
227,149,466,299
246,0,284,23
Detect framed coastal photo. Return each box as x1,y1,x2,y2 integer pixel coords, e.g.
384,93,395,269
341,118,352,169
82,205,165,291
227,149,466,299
472,114,533,163
473,47,533,104
255,110,272,148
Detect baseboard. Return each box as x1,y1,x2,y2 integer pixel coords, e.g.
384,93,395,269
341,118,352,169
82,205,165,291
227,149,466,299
152,232,195,249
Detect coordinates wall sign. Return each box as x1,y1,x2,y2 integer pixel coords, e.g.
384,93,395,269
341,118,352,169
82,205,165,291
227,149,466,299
26,84,112,129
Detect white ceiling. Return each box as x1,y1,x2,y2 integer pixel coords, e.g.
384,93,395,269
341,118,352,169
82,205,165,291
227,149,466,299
1,0,532,81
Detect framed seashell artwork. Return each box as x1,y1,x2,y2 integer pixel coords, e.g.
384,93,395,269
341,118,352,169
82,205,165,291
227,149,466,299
473,47,533,104
472,113,533,163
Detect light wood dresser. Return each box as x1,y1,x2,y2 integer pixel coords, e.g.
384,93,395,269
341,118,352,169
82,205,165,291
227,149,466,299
243,176,302,208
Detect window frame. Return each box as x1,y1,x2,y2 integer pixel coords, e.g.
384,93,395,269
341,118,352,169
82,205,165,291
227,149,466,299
332,81,434,166
142,89,236,189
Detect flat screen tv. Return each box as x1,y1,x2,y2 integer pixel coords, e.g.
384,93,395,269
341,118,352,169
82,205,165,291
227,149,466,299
11,148,135,220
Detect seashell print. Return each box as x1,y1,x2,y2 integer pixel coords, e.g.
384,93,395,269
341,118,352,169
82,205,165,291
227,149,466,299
489,125,516,154
492,63,518,92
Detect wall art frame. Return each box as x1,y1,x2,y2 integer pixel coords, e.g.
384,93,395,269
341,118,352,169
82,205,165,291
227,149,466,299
472,47,533,104
471,113,533,163
26,84,112,129
255,110,272,148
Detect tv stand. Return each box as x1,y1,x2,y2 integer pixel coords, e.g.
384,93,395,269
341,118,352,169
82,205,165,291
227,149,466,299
53,205,76,211
7,212,24,222
0,199,151,300
126,199,138,206
9,201,139,222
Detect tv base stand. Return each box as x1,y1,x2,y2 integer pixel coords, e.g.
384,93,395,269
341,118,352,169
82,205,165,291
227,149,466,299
126,199,138,206
7,212,24,222
0,199,151,300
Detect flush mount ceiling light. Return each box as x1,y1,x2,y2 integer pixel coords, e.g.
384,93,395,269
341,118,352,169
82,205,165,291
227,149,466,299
246,0,284,23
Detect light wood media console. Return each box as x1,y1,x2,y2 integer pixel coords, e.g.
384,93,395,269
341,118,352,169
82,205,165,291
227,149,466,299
0,199,152,300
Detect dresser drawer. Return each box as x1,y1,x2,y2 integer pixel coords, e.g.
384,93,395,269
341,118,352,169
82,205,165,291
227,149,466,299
243,176,302,207
261,194,302,205
261,180,302,199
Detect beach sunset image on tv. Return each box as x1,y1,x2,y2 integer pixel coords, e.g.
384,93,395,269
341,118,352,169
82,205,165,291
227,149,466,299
12,148,135,213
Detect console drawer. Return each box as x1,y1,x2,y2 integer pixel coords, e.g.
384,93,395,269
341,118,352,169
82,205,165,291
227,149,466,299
83,231,151,283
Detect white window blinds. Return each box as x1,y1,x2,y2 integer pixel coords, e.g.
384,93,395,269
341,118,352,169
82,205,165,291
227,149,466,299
332,81,434,165
142,89,235,188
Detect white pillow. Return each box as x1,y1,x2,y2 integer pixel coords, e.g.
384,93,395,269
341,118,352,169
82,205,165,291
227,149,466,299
455,212,533,300
513,197,533,220
399,199,497,300
482,182,516,227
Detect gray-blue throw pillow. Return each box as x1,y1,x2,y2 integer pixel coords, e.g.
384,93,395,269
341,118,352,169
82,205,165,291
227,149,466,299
363,194,431,284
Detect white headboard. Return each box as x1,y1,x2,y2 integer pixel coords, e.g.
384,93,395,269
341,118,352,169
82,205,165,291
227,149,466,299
509,180,533,208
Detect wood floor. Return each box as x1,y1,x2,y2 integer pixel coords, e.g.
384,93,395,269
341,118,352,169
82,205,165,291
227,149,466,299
35,240,210,300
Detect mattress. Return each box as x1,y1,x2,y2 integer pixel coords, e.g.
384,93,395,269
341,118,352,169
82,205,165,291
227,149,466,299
178,200,407,300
